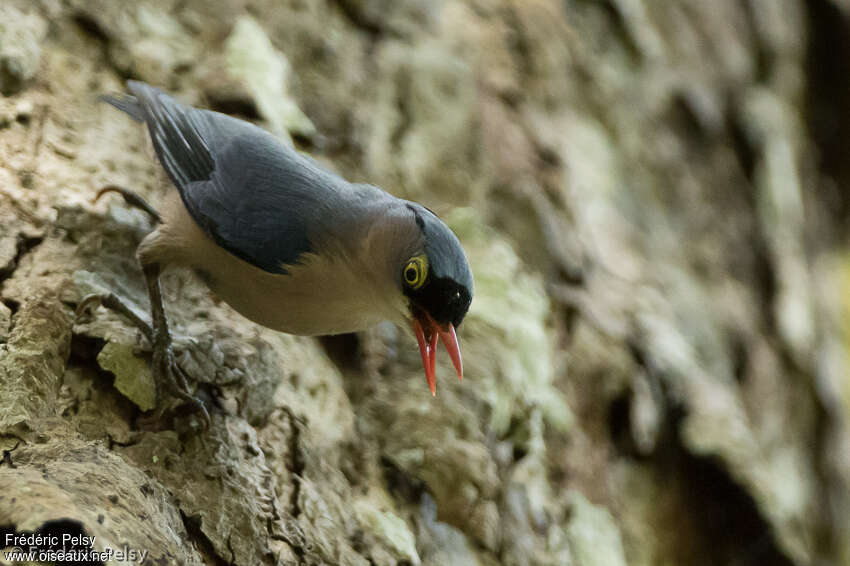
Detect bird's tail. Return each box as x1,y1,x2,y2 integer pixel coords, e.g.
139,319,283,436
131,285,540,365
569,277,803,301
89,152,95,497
99,93,145,123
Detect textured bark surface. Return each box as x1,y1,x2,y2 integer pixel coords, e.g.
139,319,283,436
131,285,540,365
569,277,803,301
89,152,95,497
1,1,849,565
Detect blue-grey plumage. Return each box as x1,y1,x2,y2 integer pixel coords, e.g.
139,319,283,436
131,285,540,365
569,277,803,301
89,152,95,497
101,81,473,394
107,81,357,273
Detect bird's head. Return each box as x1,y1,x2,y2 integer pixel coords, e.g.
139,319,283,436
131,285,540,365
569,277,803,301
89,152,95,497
397,204,473,395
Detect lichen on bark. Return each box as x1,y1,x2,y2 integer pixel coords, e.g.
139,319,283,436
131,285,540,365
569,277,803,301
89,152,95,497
1,1,849,565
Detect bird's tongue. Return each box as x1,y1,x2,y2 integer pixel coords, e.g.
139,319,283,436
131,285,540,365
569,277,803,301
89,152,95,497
412,314,463,395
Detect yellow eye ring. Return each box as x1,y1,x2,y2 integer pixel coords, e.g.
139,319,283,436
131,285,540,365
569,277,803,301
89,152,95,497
403,256,428,290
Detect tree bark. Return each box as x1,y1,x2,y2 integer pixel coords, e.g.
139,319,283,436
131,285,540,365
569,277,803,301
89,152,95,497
1,1,848,565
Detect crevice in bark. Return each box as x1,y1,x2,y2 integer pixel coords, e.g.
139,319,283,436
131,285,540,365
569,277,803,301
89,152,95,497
318,333,362,373
381,456,426,504
809,384,837,563
750,234,778,333
607,391,638,457
390,73,412,151
728,331,749,384
71,11,136,82
2,298,20,316
0,234,43,283
0,441,20,468
672,448,795,566
502,2,533,90
330,0,387,38
204,95,261,123
587,0,643,62
792,7,849,557
17,104,48,189
65,334,145,424
180,511,232,566
226,535,236,565
628,341,794,566
68,333,105,363
72,12,110,44
805,0,850,235
724,103,779,334
726,101,757,184
283,408,305,519
738,0,773,83
106,433,140,451
528,189,584,285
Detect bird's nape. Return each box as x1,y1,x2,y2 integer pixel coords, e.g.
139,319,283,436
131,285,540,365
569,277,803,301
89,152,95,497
411,308,463,396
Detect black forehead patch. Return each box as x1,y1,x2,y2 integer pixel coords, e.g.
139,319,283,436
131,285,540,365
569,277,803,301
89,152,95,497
409,276,473,328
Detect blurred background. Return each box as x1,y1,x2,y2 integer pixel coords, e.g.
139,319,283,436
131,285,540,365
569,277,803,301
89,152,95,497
0,1,849,565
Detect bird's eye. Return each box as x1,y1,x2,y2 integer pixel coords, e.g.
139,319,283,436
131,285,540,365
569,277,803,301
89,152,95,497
405,266,417,282
403,256,428,290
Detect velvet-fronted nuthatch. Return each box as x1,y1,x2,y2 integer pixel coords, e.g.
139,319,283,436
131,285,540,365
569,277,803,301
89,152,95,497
80,81,473,422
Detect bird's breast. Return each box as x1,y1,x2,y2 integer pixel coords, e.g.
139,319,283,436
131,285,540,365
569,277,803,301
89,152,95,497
198,250,403,335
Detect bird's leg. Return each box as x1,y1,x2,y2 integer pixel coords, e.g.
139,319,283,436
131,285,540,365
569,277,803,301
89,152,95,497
142,262,210,427
76,292,153,343
77,268,210,427
82,186,209,427
94,185,162,224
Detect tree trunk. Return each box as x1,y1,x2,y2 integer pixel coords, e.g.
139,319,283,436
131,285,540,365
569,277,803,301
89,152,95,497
1,1,848,565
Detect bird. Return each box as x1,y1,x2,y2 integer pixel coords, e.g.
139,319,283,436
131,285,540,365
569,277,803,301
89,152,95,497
79,80,473,424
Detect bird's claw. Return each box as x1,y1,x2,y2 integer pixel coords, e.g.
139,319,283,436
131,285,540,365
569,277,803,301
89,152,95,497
93,185,161,223
154,346,211,430
76,293,209,430
76,293,104,320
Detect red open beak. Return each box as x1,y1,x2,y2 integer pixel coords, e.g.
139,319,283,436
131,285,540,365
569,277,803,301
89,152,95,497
411,311,463,396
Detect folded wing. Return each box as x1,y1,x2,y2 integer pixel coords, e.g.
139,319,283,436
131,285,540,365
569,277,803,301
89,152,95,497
103,81,349,274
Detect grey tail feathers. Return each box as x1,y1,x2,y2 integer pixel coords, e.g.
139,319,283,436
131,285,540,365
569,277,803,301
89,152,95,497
100,93,145,123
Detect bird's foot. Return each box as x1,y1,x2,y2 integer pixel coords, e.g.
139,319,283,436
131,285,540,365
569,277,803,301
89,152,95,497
76,293,210,429
151,342,211,430
94,185,161,224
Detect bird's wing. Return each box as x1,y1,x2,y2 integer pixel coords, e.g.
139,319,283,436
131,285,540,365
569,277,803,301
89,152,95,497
104,81,350,274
